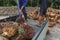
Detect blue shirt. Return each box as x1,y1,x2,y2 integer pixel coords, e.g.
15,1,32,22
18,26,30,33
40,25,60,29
18,0,27,7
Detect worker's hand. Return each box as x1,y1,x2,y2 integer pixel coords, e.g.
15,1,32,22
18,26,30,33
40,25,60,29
19,10,22,14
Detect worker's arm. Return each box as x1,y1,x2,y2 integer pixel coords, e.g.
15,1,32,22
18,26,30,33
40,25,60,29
39,0,50,15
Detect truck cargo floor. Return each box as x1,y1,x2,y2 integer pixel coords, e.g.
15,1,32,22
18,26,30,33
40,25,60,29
45,24,60,40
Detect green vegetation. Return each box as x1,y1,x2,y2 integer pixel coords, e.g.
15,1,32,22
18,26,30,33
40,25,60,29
0,0,17,6
50,0,60,9
0,0,60,9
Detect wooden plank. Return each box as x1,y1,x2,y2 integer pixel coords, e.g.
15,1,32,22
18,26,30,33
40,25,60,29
0,16,9,20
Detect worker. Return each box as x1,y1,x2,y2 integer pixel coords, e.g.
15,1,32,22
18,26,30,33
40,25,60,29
39,0,50,16
18,0,28,21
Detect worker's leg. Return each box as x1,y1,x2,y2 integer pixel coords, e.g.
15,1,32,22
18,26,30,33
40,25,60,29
37,0,49,26
40,0,49,16
22,8,27,20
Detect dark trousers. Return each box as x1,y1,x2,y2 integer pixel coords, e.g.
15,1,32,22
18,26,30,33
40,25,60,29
22,8,27,20
18,7,27,20
40,0,49,15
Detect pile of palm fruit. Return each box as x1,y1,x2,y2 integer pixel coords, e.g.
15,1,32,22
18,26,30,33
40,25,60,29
47,8,60,27
27,8,60,27
27,8,46,26
0,8,60,40
0,18,35,40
